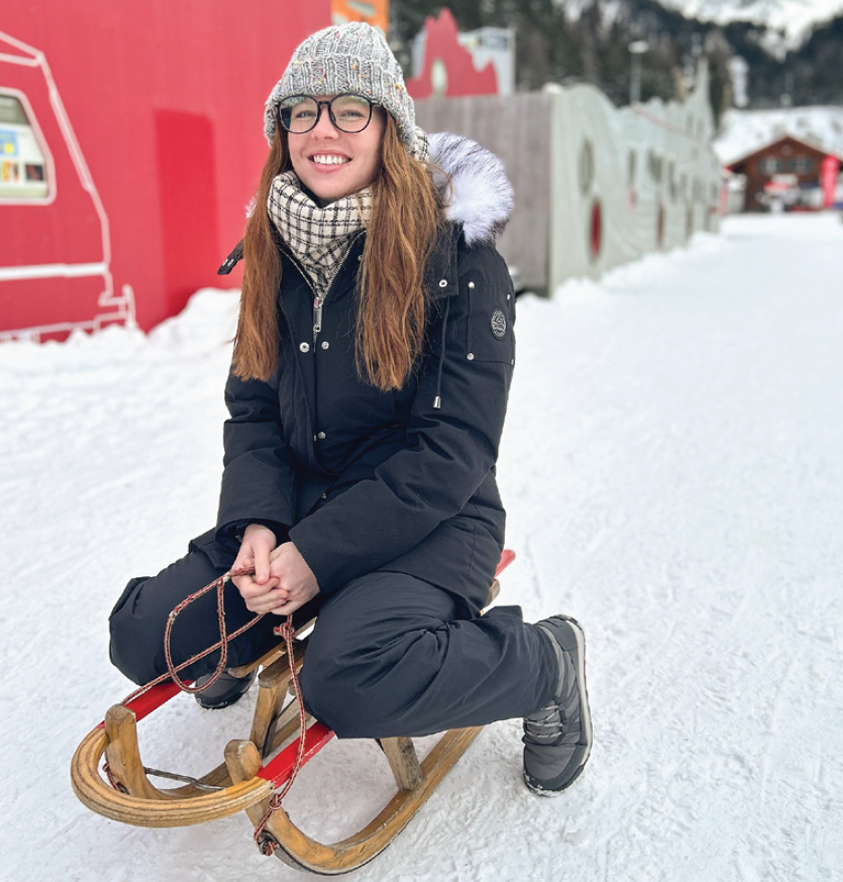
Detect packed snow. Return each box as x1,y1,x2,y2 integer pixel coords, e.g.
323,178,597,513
1,212,842,881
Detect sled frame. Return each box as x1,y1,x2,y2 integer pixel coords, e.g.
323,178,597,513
71,550,515,874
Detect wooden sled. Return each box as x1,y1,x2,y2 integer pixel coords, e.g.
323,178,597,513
71,550,515,875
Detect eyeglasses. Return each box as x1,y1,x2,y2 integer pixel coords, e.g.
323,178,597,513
277,94,375,135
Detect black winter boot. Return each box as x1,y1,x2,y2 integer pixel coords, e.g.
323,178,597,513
194,669,256,710
522,615,592,795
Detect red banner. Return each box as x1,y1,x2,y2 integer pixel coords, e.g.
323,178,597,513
821,155,840,208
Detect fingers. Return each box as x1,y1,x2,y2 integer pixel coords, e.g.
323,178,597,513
249,594,291,614
252,539,273,586
232,537,317,615
269,597,307,617
231,524,279,595
231,565,278,594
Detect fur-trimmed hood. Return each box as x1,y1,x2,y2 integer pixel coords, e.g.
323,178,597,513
428,133,514,246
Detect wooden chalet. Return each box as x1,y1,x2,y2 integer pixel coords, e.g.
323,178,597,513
728,134,842,212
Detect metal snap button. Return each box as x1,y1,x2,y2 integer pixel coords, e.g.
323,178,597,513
300,342,310,353
467,353,475,361
317,431,326,440
438,279,447,288
321,341,330,350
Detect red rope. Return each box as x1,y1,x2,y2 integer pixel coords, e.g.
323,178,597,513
107,566,312,836
118,566,263,706
253,617,309,855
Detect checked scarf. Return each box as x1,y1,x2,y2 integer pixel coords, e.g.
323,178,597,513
267,171,372,297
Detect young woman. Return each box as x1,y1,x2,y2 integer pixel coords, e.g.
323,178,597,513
108,22,592,795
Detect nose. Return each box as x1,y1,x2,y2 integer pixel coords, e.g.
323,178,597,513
311,107,340,138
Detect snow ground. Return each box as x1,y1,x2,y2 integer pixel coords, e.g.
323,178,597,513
1,213,842,881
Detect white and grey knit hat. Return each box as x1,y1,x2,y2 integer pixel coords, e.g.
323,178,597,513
264,22,418,153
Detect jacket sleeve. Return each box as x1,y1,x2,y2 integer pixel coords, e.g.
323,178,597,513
215,370,297,540
289,242,515,593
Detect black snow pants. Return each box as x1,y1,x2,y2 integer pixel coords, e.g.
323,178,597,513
108,533,559,739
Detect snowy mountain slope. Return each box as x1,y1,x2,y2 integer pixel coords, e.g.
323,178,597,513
656,0,843,44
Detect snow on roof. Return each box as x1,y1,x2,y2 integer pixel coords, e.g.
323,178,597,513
714,106,843,165
658,0,843,47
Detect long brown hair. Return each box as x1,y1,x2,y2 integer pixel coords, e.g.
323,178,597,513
232,115,443,390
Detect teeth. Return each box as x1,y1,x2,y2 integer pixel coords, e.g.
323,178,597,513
312,155,349,165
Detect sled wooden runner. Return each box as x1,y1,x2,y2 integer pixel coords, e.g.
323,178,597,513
71,550,515,874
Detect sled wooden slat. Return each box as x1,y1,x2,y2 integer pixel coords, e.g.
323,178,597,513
266,696,313,753
104,705,181,801
251,672,289,757
250,641,307,756
379,737,424,792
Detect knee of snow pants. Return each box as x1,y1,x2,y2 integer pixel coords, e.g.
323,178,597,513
108,530,281,686
298,572,559,739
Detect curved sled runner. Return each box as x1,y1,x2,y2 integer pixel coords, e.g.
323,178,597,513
71,550,514,875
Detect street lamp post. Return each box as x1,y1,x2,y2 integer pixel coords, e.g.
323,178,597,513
629,40,649,105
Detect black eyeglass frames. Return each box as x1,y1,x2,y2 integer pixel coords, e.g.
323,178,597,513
277,94,375,135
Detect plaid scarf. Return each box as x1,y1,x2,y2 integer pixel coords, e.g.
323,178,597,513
267,171,372,297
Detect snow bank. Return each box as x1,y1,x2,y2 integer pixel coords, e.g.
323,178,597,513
1,215,842,881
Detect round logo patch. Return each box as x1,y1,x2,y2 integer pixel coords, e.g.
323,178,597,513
491,309,507,339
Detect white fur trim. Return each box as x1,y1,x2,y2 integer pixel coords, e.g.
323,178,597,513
428,133,514,245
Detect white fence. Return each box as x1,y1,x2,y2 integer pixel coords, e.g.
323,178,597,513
416,63,722,295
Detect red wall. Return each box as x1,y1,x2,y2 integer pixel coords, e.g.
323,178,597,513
1,1,330,339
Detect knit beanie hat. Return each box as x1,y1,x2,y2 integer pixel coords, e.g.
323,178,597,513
264,22,417,154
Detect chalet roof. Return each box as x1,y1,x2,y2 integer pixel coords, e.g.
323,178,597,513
714,106,843,167
726,132,843,168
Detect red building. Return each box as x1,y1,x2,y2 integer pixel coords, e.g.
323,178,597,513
0,1,329,341
728,134,842,212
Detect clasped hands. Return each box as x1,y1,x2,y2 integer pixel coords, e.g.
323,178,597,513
231,523,319,616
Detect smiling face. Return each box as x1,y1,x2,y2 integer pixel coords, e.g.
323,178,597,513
286,95,386,205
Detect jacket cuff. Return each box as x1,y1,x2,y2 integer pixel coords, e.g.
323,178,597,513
216,519,290,547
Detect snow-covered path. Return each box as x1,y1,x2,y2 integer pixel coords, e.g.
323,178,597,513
1,213,841,881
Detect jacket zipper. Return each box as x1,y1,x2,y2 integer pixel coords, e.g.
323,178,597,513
278,232,364,348
312,232,364,347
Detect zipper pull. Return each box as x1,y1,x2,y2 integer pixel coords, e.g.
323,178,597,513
313,296,323,346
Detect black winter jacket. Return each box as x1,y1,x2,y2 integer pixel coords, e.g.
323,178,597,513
209,134,516,615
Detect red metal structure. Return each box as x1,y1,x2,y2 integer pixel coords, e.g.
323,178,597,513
406,9,498,100
1,1,329,341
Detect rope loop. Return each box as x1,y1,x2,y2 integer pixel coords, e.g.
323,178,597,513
116,565,263,707
105,565,311,846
